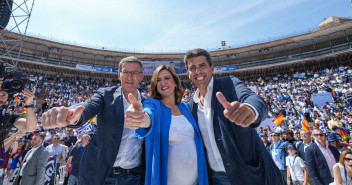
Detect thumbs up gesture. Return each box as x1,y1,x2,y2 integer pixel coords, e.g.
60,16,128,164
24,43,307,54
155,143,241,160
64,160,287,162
42,106,85,128
125,93,146,130
216,92,256,127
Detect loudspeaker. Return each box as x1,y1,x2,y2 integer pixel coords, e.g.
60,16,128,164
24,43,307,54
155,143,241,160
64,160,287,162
0,0,13,30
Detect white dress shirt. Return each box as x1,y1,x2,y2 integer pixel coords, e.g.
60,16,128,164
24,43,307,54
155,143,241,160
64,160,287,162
20,146,40,176
46,144,66,164
113,92,144,169
316,141,336,177
194,77,259,172
194,77,224,172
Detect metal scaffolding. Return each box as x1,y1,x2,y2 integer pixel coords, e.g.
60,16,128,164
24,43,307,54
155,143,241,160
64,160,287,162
0,0,36,70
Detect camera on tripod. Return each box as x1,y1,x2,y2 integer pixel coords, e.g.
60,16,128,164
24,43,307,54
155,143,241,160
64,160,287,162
0,61,36,94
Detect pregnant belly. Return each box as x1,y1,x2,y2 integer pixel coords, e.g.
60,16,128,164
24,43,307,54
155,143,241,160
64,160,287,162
167,141,198,185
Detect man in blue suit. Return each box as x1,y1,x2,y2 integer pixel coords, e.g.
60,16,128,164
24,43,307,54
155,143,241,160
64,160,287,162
41,56,146,185
305,129,340,185
184,48,283,185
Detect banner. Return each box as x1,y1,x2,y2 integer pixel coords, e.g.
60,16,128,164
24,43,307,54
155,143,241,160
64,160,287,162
311,93,333,107
44,156,56,185
95,66,112,72
258,118,277,131
76,64,93,71
214,66,222,72
77,122,95,135
9,161,21,183
214,66,236,72
228,65,237,71
76,64,118,73
112,68,119,73
221,66,229,71
142,61,181,74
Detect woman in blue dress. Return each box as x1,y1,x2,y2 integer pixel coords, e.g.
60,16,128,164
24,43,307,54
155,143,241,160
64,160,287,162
126,65,208,185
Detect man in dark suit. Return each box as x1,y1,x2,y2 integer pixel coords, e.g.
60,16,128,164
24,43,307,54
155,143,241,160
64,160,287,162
14,133,49,185
305,129,340,185
296,130,314,185
41,56,146,185
296,130,311,161
184,48,283,185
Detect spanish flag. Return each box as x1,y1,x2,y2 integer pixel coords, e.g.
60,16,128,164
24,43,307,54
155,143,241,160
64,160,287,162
258,77,264,85
23,106,26,113
14,96,19,104
91,116,97,123
273,113,284,126
301,116,310,131
340,128,347,142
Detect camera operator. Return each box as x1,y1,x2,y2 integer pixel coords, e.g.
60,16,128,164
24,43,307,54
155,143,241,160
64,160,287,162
0,78,37,148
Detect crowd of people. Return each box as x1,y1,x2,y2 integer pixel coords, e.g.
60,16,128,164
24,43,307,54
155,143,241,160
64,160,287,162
1,48,352,185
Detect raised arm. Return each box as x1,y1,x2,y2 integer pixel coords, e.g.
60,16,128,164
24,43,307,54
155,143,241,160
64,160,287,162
13,87,37,132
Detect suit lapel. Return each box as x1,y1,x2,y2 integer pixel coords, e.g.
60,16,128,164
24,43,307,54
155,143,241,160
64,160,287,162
113,87,124,139
31,145,43,158
23,146,43,172
328,145,337,162
190,99,198,124
314,143,330,169
211,78,220,135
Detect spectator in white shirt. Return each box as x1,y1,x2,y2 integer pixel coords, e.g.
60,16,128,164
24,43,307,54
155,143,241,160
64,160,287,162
286,143,309,185
46,135,66,185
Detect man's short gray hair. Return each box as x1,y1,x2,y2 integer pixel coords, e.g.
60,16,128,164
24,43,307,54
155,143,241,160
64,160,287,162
81,134,90,140
118,56,143,72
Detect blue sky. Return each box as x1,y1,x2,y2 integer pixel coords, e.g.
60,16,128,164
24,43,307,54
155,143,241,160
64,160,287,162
10,0,352,52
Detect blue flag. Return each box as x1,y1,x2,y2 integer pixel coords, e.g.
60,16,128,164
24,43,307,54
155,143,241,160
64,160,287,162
77,122,95,135
44,155,56,185
319,121,328,134
9,161,21,183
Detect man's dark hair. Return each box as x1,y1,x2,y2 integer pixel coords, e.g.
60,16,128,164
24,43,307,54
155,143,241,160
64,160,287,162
184,48,212,70
35,133,45,141
284,130,294,137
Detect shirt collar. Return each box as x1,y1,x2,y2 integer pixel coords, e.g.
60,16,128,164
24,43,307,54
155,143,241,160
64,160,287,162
316,140,328,149
193,77,214,104
122,91,141,104
31,145,40,153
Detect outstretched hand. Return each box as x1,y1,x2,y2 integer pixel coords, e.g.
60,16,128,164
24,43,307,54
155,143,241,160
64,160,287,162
125,93,145,129
216,92,256,127
41,106,85,128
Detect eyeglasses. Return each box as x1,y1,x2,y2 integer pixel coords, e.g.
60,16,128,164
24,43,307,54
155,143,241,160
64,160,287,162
313,134,325,137
19,140,25,143
271,135,279,137
53,138,60,140
345,158,352,162
121,71,142,77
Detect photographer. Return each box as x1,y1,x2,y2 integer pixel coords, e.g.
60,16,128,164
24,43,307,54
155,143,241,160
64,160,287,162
0,78,38,148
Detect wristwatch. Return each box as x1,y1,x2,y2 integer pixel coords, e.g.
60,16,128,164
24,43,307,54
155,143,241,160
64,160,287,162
24,104,34,108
